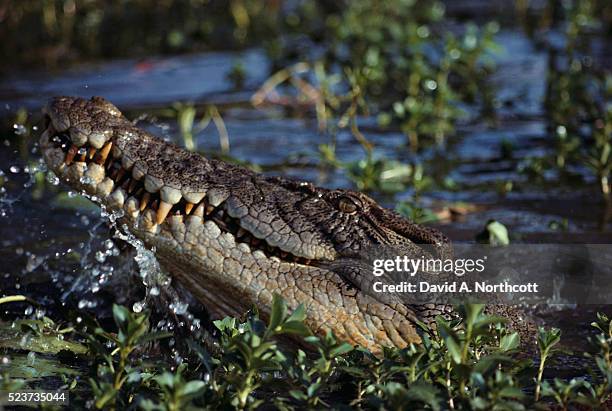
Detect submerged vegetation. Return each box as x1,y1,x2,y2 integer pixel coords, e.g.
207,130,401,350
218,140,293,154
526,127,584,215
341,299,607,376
1,296,611,410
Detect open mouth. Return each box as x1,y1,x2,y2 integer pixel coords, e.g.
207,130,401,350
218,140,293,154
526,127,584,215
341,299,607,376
41,114,316,267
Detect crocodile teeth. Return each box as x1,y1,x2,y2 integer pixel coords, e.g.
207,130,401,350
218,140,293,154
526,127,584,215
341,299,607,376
193,203,205,217
128,179,139,193
125,197,140,220
141,209,158,233
65,145,78,165
205,204,215,216
185,202,195,215
160,186,181,205
116,168,126,182
236,227,247,238
156,201,173,224
140,192,151,211
97,142,112,164
88,147,97,159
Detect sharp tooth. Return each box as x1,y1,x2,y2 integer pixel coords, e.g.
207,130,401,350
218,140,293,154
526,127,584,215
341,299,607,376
125,197,140,220
116,168,127,182
193,203,205,217
88,147,97,159
128,179,139,193
206,204,215,215
121,177,132,190
156,201,173,224
98,142,112,164
109,165,120,179
141,209,158,233
65,145,78,165
185,202,195,215
140,192,151,211
236,227,247,238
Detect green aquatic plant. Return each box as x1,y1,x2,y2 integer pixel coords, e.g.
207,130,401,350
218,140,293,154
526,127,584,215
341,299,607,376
260,0,500,149
4,296,610,410
542,0,612,205
87,304,171,410
534,327,562,401
167,102,230,154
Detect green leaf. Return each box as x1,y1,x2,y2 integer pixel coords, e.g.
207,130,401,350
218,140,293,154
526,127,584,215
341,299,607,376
286,304,307,323
329,342,354,357
112,304,129,326
180,380,206,396
268,294,287,332
499,332,520,352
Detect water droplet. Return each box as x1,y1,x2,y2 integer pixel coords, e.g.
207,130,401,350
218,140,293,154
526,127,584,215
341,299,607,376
9,165,20,173
169,301,188,315
133,301,144,313
95,251,107,263
46,172,60,185
13,124,27,136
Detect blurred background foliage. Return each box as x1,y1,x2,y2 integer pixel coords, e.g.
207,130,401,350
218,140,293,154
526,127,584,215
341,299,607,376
1,0,611,212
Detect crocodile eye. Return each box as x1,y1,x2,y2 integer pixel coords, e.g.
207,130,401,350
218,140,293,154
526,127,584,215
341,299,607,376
338,197,358,214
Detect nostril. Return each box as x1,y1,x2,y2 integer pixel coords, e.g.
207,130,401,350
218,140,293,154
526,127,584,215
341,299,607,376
44,115,51,129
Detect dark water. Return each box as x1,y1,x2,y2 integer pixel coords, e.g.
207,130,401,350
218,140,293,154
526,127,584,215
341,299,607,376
0,28,610,380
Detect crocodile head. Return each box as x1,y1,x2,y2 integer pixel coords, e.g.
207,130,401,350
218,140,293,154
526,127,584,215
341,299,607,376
40,96,453,353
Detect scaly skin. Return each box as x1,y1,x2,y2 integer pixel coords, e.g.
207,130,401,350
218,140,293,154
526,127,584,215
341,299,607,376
39,96,529,353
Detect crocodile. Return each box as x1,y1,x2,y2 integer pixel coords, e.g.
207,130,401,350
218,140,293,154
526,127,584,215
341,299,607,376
39,96,532,354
